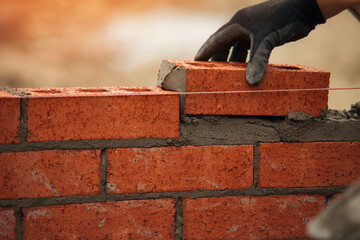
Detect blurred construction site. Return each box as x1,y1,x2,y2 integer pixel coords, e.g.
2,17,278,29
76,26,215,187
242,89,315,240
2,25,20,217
0,0,359,110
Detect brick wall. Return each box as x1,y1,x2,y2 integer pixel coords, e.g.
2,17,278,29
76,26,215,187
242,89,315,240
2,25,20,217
1,62,360,239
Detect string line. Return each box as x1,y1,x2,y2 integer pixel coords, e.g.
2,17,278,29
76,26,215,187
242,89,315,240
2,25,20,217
1,87,359,98
174,87,360,95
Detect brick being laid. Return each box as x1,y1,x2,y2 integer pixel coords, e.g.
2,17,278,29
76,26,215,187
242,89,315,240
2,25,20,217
22,86,179,142
157,60,330,117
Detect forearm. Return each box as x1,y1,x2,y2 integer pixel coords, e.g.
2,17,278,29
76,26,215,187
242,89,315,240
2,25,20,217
350,2,360,20
317,0,360,18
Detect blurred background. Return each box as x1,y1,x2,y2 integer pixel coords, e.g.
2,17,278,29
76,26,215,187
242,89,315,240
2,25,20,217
0,0,359,110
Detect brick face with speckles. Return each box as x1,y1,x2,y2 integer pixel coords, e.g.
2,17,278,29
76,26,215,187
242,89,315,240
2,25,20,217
1,82,360,240
258,141,360,187
183,195,325,240
0,207,16,240
0,91,20,144
107,145,253,194
23,199,175,239
164,60,330,117
0,150,101,199
25,86,179,142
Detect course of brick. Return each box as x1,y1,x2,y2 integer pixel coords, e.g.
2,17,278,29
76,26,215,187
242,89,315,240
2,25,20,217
0,61,359,239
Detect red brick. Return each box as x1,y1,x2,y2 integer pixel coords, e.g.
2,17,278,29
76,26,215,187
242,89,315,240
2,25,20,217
0,150,101,199
0,207,16,240
107,145,253,194
259,142,360,188
333,193,342,199
183,195,325,240
23,199,175,239
24,86,179,142
159,60,330,117
0,91,20,144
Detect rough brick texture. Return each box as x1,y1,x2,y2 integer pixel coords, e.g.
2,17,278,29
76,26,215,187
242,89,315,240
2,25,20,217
0,207,16,240
0,150,101,199
25,86,179,142
185,90,327,117
160,60,330,117
259,142,360,188
0,91,20,144
107,145,253,194
23,199,175,239
183,195,325,240
1,76,359,240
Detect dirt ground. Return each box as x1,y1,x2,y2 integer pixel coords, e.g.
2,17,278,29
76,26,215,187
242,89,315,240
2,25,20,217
0,0,359,110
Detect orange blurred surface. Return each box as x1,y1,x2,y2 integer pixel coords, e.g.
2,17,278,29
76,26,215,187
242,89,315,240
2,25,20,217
0,0,208,43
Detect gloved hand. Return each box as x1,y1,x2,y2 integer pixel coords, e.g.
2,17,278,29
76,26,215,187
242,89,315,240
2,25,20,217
195,0,326,85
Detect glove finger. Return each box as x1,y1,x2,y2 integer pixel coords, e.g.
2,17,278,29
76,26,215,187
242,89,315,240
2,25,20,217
246,34,276,86
195,24,249,61
229,39,250,62
211,46,231,61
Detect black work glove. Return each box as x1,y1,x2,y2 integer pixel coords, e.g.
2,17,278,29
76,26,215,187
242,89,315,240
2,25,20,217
195,0,326,85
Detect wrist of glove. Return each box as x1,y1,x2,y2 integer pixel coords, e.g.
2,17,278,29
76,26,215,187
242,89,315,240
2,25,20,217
195,0,326,85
